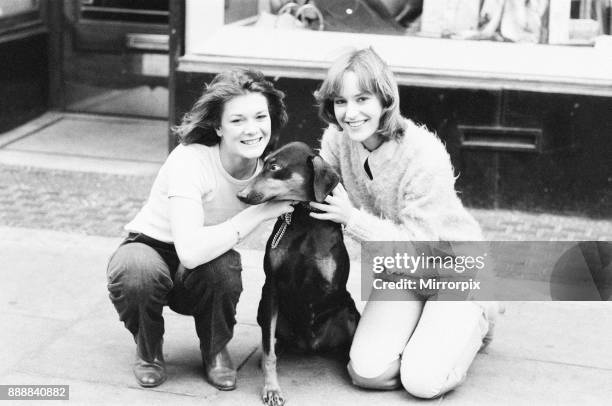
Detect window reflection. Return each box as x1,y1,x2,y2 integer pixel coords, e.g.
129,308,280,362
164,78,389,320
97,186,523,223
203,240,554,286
244,0,612,46
0,0,38,19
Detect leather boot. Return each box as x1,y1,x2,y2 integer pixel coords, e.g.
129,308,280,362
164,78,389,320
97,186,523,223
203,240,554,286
203,346,236,391
133,340,166,388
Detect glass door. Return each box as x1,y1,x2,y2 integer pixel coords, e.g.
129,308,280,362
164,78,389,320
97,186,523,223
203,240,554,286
62,0,170,118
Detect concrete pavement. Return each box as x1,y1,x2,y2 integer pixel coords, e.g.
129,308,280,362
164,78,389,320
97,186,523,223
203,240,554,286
3,226,612,405
2,112,612,405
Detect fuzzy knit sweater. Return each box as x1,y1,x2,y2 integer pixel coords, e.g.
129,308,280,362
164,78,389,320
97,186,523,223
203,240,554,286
319,119,500,336
319,118,483,243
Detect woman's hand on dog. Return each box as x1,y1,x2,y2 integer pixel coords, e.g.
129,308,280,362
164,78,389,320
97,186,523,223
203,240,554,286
227,201,294,249
252,200,295,221
309,183,357,225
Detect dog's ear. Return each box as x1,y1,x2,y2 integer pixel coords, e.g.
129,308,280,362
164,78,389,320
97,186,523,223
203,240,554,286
309,155,340,203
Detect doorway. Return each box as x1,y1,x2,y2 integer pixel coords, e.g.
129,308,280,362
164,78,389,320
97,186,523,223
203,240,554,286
60,0,169,118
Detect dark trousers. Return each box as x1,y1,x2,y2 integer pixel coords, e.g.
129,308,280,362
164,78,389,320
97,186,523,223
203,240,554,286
106,233,243,363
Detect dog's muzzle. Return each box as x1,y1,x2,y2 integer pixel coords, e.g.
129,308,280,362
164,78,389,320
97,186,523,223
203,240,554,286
237,189,266,204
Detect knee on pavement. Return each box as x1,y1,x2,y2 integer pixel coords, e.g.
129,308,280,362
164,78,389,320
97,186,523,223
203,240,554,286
400,360,465,399
347,358,401,390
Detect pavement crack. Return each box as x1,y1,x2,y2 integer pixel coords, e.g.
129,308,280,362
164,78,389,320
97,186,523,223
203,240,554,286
238,346,260,371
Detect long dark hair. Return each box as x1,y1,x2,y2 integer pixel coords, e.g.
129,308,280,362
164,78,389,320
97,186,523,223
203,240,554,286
173,69,288,146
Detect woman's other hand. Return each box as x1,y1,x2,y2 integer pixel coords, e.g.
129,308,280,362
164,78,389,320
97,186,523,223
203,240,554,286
309,183,357,225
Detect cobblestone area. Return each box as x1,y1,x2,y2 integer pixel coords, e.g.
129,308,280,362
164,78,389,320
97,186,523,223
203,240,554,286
1,164,611,246
472,209,612,241
0,164,153,238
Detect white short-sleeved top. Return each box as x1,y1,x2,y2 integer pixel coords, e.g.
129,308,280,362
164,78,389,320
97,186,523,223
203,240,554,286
125,143,261,243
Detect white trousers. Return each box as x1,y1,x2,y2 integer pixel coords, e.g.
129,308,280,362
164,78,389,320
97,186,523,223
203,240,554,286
348,288,491,399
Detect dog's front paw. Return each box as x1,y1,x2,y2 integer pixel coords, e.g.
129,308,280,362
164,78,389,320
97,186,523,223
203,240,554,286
262,386,285,406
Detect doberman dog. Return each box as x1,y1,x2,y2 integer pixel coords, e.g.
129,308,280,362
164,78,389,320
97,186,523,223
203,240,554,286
237,142,360,406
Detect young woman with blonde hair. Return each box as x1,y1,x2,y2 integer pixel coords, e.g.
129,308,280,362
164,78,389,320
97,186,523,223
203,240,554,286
311,47,499,398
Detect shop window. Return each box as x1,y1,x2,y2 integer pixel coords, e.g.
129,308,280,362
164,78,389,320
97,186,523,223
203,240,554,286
0,0,38,18
183,0,612,97
244,0,611,46
225,0,258,24
0,0,40,34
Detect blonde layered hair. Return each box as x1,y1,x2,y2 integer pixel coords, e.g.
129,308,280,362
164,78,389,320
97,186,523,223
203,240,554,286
314,47,405,141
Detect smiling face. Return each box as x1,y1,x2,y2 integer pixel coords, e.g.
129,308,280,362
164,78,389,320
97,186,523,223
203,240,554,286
217,92,271,160
333,71,384,151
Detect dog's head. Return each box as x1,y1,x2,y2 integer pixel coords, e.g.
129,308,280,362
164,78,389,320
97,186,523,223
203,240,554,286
237,141,339,204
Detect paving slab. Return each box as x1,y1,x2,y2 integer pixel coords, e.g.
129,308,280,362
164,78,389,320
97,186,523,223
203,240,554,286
0,227,121,321
3,114,167,163
0,314,71,377
0,149,162,175
0,112,165,175
491,302,612,370
445,355,612,406
0,112,65,148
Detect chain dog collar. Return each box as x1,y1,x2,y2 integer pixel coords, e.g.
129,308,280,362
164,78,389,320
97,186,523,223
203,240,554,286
270,212,293,249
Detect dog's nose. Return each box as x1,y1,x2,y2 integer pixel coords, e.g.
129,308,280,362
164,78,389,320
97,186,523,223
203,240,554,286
237,187,261,204
237,190,265,205
236,188,250,201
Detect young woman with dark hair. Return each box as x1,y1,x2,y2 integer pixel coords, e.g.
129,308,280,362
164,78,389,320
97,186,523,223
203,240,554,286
106,68,294,391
